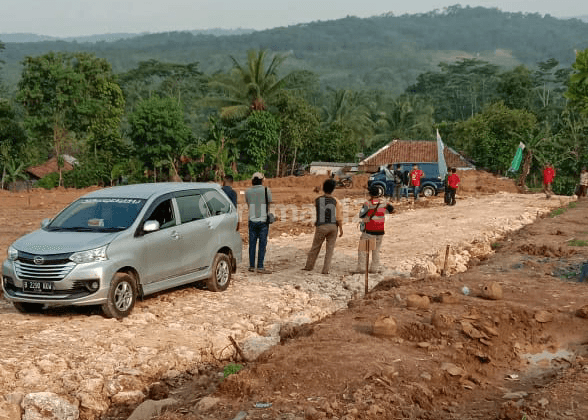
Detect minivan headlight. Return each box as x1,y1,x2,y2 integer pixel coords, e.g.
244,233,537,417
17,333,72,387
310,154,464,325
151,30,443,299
7,246,18,261
70,246,108,264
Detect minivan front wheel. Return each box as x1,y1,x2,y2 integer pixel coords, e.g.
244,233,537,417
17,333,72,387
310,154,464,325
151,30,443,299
207,253,231,292
101,273,137,318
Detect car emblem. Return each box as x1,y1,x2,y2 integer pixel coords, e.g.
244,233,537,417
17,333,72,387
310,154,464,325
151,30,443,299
33,256,45,265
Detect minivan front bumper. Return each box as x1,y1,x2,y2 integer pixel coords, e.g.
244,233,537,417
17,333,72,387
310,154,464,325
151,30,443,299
2,257,117,307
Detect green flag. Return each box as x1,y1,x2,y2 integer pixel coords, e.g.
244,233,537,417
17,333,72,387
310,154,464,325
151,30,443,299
509,142,525,172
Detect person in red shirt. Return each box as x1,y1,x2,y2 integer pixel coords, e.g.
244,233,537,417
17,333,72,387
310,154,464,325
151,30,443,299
543,163,556,199
447,167,461,206
409,164,424,201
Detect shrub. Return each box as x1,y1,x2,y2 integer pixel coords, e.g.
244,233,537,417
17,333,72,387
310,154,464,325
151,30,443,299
35,173,59,189
223,363,244,379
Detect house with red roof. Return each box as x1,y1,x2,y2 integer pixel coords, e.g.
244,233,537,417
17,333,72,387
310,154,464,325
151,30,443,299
359,140,475,173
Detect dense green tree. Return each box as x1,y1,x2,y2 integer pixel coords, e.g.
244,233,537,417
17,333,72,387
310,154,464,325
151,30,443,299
128,96,191,179
368,94,435,150
496,65,534,110
274,92,321,175
197,117,238,181
17,52,125,185
0,40,6,96
407,59,500,122
0,99,30,187
566,49,588,116
206,49,316,119
452,102,536,172
118,59,207,113
311,121,358,163
241,111,280,171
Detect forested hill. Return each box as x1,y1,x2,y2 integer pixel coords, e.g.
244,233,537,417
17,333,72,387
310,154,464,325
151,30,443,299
2,5,588,93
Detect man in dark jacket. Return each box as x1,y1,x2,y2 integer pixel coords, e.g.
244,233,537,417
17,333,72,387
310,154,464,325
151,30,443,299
221,175,238,208
303,179,343,274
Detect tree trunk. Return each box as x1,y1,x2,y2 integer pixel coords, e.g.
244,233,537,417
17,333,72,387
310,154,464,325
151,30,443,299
291,146,298,177
276,133,281,178
517,150,533,190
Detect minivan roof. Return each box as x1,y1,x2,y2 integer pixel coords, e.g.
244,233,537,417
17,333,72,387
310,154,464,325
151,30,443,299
81,182,221,200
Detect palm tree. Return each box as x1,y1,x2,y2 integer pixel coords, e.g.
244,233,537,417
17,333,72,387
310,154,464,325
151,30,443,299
321,89,375,149
205,49,314,119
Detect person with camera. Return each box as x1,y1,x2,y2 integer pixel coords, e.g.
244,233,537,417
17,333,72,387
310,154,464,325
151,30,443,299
353,185,394,274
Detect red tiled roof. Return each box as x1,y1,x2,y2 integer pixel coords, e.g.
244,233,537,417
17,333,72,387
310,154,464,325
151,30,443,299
359,140,474,172
26,156,74,179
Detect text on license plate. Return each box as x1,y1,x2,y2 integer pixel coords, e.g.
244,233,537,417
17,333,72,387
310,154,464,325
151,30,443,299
23,281,54,292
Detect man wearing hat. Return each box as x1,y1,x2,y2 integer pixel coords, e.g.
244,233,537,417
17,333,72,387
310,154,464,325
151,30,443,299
245,172,272,273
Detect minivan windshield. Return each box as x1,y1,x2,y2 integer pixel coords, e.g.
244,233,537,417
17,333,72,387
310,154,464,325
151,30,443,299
46,198,146,232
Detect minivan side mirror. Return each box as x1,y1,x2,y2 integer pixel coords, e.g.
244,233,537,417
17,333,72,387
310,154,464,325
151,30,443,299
41,218,51,228
143,220,160,233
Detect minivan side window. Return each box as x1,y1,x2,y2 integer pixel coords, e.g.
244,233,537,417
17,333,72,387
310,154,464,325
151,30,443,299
203,190,232,216
176,194,209,224
146,199,176,230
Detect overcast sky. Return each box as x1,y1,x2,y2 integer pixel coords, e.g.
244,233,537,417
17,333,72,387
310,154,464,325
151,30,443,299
2,0,586,38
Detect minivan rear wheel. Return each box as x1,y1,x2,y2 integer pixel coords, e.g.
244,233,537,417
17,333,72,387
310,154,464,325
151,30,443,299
13,302,44,314
207,253,231,292
101,273,137,318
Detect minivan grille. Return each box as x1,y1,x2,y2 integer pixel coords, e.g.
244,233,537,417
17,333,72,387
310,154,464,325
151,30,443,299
14,260,75,281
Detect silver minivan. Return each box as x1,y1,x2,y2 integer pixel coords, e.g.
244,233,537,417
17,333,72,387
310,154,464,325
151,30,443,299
2,183,242,318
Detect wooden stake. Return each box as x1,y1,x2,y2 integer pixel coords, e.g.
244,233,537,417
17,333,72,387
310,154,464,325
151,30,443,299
365,250,370,295
441,244,451,277
359,238,376,295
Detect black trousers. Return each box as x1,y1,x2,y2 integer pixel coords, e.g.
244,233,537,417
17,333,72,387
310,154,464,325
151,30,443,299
447,187,457,205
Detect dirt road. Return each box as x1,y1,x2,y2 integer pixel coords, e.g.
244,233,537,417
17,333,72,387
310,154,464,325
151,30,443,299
0,174,575,420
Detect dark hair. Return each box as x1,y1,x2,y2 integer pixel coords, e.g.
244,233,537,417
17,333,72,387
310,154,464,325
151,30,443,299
369,185,381,197
451,167,457,173
396,164,401,169
224,175,234,183
323,178,336,194
252,177,263,186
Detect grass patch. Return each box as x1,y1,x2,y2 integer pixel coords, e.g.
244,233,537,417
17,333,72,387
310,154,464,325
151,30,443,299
549,208,566,218
491,242,503,250
568,239,588,247
568,201,577,209
223,363,244,379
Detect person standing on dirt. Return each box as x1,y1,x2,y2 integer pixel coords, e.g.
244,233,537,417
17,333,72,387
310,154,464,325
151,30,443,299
393,164,403,202
579,167,588,198
447,167,460,206
222,175,238,208
245,172,272,274
354,185,394,274
542,163,556,199
409,164,424,201
303,179,343,275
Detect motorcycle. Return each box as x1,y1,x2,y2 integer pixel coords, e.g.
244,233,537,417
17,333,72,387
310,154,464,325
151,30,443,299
335,175,353,189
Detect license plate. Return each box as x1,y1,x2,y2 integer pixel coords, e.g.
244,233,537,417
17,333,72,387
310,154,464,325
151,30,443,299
23,281,54,292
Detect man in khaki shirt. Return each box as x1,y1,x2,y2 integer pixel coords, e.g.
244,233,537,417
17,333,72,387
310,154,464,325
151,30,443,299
303,179,343,274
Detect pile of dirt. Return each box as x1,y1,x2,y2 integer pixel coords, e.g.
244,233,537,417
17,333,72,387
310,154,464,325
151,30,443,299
458,170,519,195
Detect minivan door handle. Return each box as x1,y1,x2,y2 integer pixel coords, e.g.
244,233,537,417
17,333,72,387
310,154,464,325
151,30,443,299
170,231,180,240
